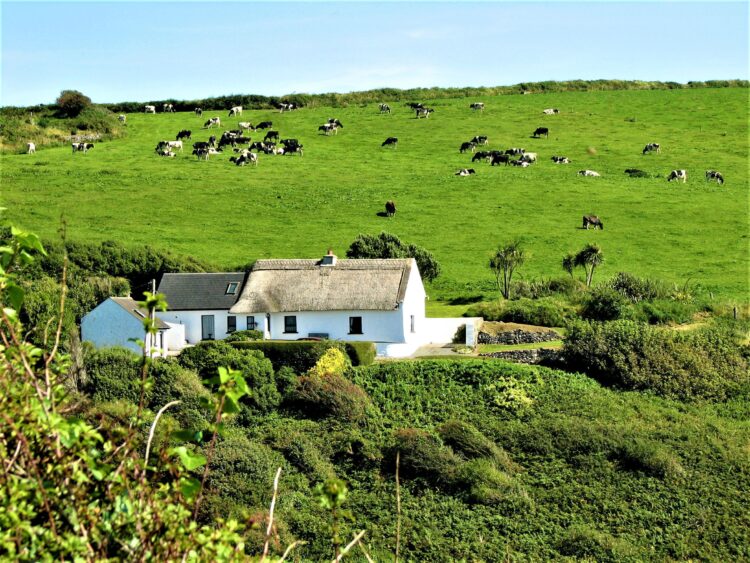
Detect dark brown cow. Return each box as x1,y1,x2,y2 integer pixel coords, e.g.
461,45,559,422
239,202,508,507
582,215,604,230
385,200,396,217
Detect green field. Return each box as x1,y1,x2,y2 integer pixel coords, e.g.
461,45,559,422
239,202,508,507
2,87,748,301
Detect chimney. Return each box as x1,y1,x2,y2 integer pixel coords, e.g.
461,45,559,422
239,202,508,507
320,248,337,266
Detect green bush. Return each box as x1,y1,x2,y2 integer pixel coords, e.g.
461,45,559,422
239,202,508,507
465,297,575,327
556,525,638,562
636,299,696,325
607,272,666,302
513,276,582,299
346,231,441,282
56,89,92,117
83,347,142,404
224,329,263,342
287,373,372,423
392,428,461,486
344,341,376,366
231,340,347,373
581,286,631,321
148,360,212,430
613,439,685,480
456,459,532,508
438,420,518,473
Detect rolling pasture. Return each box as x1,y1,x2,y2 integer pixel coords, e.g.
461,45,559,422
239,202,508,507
1,87,747,302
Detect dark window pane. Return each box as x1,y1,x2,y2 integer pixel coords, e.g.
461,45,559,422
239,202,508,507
227,316,236,333
349,316,362,334
284,316,297,333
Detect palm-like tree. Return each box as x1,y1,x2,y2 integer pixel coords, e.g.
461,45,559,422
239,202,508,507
490,241,526,299
574,243,604,287
562,253,576,279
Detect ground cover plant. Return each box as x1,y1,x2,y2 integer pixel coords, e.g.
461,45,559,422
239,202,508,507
1,86,747,303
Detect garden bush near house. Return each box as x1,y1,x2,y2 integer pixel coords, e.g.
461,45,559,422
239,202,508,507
224,329,263,342
307,347,350,378
580,286,632,321
513,276,583,299
456,459,532,508
287,373,372,423
607,271,667,303
391,428,461,486
344,341,376,366
437,419,519,473
232,340,347,373
83,346,142,404
465,297,575,327
148,359,213,429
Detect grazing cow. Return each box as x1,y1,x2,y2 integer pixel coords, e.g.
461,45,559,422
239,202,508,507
385,200,396,217
416,107,434,118
582,215,604,230
578,170,601,177
284,144,303,156
193,141,210,150
163,103,175,113
472,151,491,162
280,138,300,149
470,135,488,146
505,148,525,155
382,137,398,148
319,123,337,135
542,108,560,115
176,130,192,141
379,103,391,114
264,130,280,142
511,160,530,167
520,152,537,164
118,114,127,123
533,127,549,138
228,106,243,117
230,152,258,166
208,135,217,148
26,142,36,154
157,148,176,158
642,143,661,155
167,140,183,151
328,118,344,128
194,107,203,116
72,142,94,154
144,105,156,114
249,141,265,152
460,141,477,153
490,154,511,166
624,168,649,178
551,156,571,164
705,170,724,185
204,117,221,128
455,168,476,176
192,148,209,160
255,121,273,130
667,169,687,183
406,102,425,110
238,122,255,132
470,102,485,111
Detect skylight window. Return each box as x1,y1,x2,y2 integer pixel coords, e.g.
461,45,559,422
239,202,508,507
226,282,239,295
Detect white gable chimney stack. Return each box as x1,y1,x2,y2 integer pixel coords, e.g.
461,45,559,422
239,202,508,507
321,248,337,266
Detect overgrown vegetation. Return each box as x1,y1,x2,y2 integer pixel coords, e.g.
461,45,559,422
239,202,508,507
346,232,441,282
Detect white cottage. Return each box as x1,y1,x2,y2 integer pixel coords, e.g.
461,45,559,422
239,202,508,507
229,253,427,356
81,296,171,356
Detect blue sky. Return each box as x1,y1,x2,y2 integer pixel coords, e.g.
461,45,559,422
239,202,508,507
1,1,747,106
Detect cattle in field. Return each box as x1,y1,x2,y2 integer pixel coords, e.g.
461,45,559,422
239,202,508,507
470,135,488,146
624,169,649,178
406,102,425,110
460,141,477,153
472,151,491,162
209,135,217,148
416,107,434,118
176,130,192,141
533,127,549,138
520,152,537,164
163,103,175,113
255,121,273,130
470,102,485,111
319,123,338,135
578,170,600,177
204,117,221,128
705,170,724,185
379,103,391,114
284,144,303,156
328,118,344,128
192,148,209,160
542,108,559,115
167,140,183,151
505,148,525,155
642,143,661,155
157,148,176,158
194,107,203,116
238,122,254,132
72,142,94,154
193,141,210,150
667,169,687,183
264,130,280,142
382,137,398,148
551,155,570,164
230,152,258,166
385,200,396,217
511,159,530,167
144,105,156,114
118,114,126,123
26,142,35,154
249,142,265,152
228,106,243,117
582,215,604,230
456,168,476,176
490,154,511,166
280,138,300,149
155,140,182,152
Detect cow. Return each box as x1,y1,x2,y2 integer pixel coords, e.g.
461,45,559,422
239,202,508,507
379,103,391,114
542,108,560,115
472,151,491,163
382,137,398,148
72,142,94,154
624,169,649,178
578,170,601,177
456,168,476,176
705,170,724,185
157,148,176,158
520,152,537,164
193,141,210,150
278,101,298,112
328,118,344,128
204,117,221,128
551,156,571,164
144,105,156,114
176,130,192,141
249,141,265,152
194,107,203,116
460,141,477,153
26,142,35,154
280,138,300,149
284,144,303,156
470,102,485,111
505,148,525,155
192,148,209,160
209,135,217,148
490,154,511,166
167,140,183,151
385,200,396,217
582,215,604,230
406,102,425,110
264,130,280,142
470,135,488,146
642,143,661,155
230,152,258,166
667,169,687,183
238,122,255,132
163,103,175,113
533,127,549,138
228,105,243,117
416,107,434,118
118,114,127,124
255,121,273,130
319,123,337,135
511,160,530,167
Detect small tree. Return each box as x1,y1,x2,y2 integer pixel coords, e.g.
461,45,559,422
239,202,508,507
56,90,92,117
574,243,604,287
346,232,441,282
489,241,526,299
562,253,576,279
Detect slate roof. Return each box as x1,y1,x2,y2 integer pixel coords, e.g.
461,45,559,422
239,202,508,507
229,258,415,314
157,272,247,311
111,297,171,329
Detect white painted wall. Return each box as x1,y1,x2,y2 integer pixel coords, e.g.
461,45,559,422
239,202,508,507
156,309,238,345
82,299,168,356
400,262,427,345
263,309,406,343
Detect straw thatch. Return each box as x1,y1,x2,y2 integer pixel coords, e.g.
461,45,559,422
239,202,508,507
230,259,414,313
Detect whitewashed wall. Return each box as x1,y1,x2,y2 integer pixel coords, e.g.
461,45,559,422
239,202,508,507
82,299,168,356
264,309,405,342
400,263,427,344
420,317,483,346
156,309,236,345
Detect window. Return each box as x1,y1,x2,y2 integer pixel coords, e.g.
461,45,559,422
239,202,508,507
284,315,297,334
226,282,239,295
246,316,258,330
349,316,363,334
410,315,416,333
227,315,236,333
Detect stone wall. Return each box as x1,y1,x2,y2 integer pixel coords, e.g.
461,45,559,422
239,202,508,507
478,328,559,345
479,348,561,364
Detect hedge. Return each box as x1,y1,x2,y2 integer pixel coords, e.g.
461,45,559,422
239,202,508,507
232,340,375,372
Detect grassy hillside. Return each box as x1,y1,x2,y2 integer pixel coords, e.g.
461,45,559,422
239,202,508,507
1,87,747,301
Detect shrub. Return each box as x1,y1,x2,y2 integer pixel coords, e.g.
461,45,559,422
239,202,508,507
465,297,575,327
581,287,631,321
307,347,351,378
231,340,347,373
83,347,142,404
344,341,376,366
224,329,263,342
635,299,696,325
556,525,636,562
56,89,92,117
391,428,461,486
438,420,518,473
607,272,665,302
288,373,372,423
346,232,441,282
456,459,532,508
613,439,685,480
148,360,212,429
513,276,582,299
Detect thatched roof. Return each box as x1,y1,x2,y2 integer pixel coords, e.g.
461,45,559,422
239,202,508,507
111,297,170,329
230,258,415,313
158,272,246,311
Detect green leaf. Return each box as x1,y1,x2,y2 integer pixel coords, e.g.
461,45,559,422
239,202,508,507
170,446,207,471
222,396,240,414
4,283,24,310
172,429,204,443
180,476,202,501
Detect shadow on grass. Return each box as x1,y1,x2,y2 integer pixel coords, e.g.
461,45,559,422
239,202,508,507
448,295,485,305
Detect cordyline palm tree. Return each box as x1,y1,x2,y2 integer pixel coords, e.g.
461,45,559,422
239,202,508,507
574,243,604,287
562,253,576,279
489,241,526,299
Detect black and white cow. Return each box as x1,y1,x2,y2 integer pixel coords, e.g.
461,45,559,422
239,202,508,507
472,151,491,162
280,138,300,149
144,105,156,114
264,130,280,142
382,137,398,148
505,148,525,155
490,154,511,166
667,169,687,183
511,160,530,167
460,141,477,153
194,107,203,116
27,142,36,154
176,130,192,141
385,200,396,217
406,102,425,110
255,121,273,130
455,168,476,176
551,156,571,164
520,152,537,164
542,108,559,115
328,118,344,128
204,117,221,128
72,142,94,154
319,123,338,135
416,107,434,118
228,105,243,117
470,135,488,146
578,170,601,177
379,103,391,114
705,170,724,185
284,144,303,156
582,215,604,230
118,114,127,124
238,122,255,132
642,143,661,155
163,103,175,113
192,148,209,160
193,141,210,151
470,102,485,111
230,152,258,166
157,148,176,158
533,127,549,138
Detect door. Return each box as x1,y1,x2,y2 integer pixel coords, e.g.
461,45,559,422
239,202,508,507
201,315,215,340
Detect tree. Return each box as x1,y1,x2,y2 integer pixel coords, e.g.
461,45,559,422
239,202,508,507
489,240,526,299
346,232,441,282
574,243,604,287
56,89,92,117
562,253,576,279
